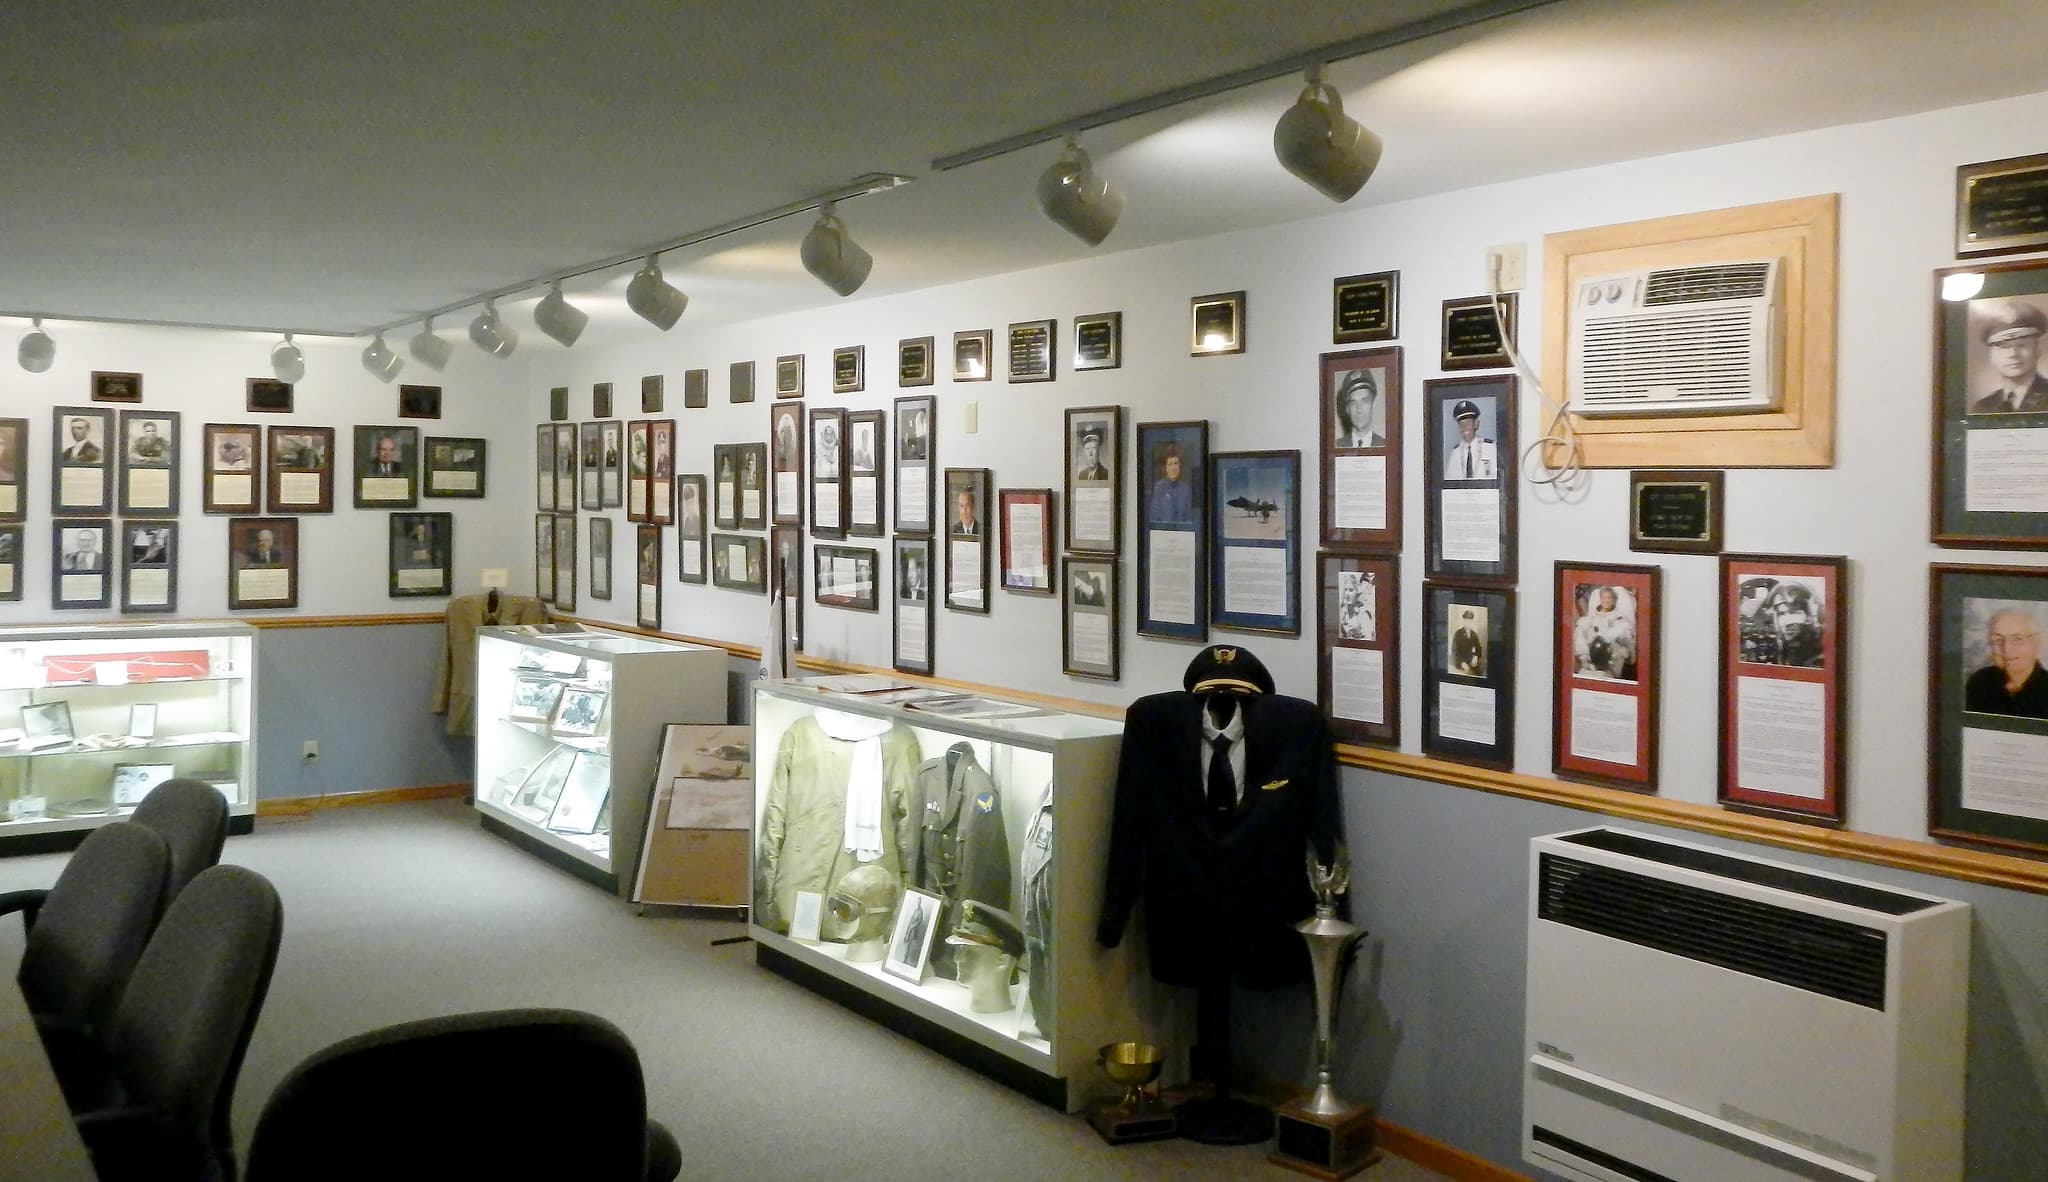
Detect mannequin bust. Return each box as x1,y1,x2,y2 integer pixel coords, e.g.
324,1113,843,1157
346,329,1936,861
828,863,902,962
954,944,1018,1013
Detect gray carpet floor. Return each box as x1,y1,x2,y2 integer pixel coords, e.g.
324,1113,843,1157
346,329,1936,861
1,800,1449,1180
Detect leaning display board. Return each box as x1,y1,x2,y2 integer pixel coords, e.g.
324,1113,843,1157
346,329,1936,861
473,625,726,897
0,621,257,846
749,678,1150,1112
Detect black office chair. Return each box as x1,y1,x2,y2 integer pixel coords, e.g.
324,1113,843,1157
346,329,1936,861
62,864,283,1182
245,1008,683,1182
2,821,170,1032
130,778,231,910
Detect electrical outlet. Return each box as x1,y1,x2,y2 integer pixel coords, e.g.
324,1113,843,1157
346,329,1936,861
1486,242,1527,293
301,740,319,762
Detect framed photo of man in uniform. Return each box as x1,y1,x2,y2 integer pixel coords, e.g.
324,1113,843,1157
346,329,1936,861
389,511,452,598
1317,552,1398,748
118,410,179,516
266,426,334,514
1422,581,1514,770
1423,375,1518,584
883,888,944,984
1933,260,2048,548
352,425,419,509
0,417,25,522
52,406,113,515
625,420,653,522
552,423,577,509
1717,553,1846,826
1553,562,1660,791
1320,347,1402,551
894,395,936,535
121,522,178,613
1930,563,2048,854
52,518,113,609
1064,405,1122,555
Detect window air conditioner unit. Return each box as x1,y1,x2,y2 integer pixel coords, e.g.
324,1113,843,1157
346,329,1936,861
1567,259,1783,416
1525,828,1969,1182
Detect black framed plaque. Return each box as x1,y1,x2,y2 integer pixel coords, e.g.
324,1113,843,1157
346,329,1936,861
1958,151,2048,260
1073,312,1122,371
1333,271,1398,344
898,337,934,388
729,360,755,404
952,330,992,382
1629,469,1723,554
833,345,865,394
1008,319,1055,383
1440,293,1517,371
683,369,708,409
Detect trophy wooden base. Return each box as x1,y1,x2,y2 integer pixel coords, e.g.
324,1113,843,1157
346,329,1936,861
1268,1098,1379,1181
1087,1100,1178,1145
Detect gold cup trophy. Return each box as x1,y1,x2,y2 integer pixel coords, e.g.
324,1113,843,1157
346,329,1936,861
1088,1041,1177,1144
1270,846,1379,1179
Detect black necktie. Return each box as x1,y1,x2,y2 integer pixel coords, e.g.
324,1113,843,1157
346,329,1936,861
1464,448,1473,478
1207,735,1235,817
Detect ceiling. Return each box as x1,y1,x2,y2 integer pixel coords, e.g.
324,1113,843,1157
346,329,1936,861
3,0,2040,349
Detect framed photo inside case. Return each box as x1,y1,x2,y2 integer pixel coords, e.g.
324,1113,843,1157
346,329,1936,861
552,687,608,738
1717,552,1848,825
1422,581,1515,770
389,512,452,598
882,887,944,983
1553,561,1660,791
1317,552,1397,747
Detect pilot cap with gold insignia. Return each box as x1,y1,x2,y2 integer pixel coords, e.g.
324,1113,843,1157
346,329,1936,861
946,899,1026,957
1182,643,1274,696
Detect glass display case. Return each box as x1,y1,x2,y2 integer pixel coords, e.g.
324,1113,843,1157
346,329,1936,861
474,625,727,896
0,621,257,848
749,678,1153,1112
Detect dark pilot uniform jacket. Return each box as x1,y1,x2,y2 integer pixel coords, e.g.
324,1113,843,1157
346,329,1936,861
913,743,1012,974
1097,690,1340,989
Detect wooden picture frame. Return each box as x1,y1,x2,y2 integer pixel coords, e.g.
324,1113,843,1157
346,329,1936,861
1063,405,1122,554
0,417,25,522
352,424,419,509
1210,449,1301,636
204,424,259,516
1007,319,1055,383
648,420,674,525
1440,293,1517,371
536,425,556,511
772,525,803,649
952,330,991,382
832,345,865,394
1190,290,1246,356
0,524,22,602
51,518,113,609
898,337,935,387
600,420,624,509
52,405,114,515
1929,563,2048,854
1136,421,1207,639
552,423,577,510
91,371,142,403
227,516,298,610
1073,312,1122,371
636,524,663,630
711,532,767,593
770,402,805,527
593,383,614,420
894,395,936,535
1320,347,1402,551
389,511,452,598
551,513,578,613
424,436,487,499
893,536,935,674
683,368,709,409
1062,556,1120,681
712,444,740,530
398,384,442,420
942,468,990,614
775,354,805,399
882,888,944,984
735,443,766,530
847,409,885,537
1553,561,1661,790
1718,552,1848,825
589,516,613,601
815,544,881,611
626,420,654,522
999,488,1055,596
1424,375,1519,583
266,425,335,514
1422,581,1515,770
729,360,756,404
1956,151,2048,260
1628,469,1722,554
1318,552,1398,747
1932,259,2048,547
1332,270,1398,344
246,378,293,414
676,475,708,585
641,374,664,413
810,407,849,539
117,409,179,516
535,513,557,604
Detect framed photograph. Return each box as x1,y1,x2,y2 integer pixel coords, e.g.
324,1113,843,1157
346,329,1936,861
1321,347,1402,551
815,544,880,611
729,360,756,404
52,406,113,514
711,532,768,593
0,524,23,602
535,514,557,603
127,703,157,740
1440,293,1517,371
883,887,944,983
894,395,936,535
512,748,573,818
1422,582,1515,770
552,686,609,738
1191,290,1246,356
1957,151,2048,259
353,424,419,509
1136,421,1207,639
999,488,1055,595
1007,319,1055,383
625,420,653,521
398,384,441,419
832,345,865,394
91,371,142,403
552,423,577,509
118,409,179,516
599,420,624,508
898,336,934,387
676,475,708,585
121,521,177,613
1318,552,1398,747
1718,553,1847,825
771,525,803,648
111,763,174,807
227,516,298,610
552,513,578,613
1424,375,1519,583
1929,563,2048,853
894,536,934,675
199,423,260,514
952,330,991,382
589,516,613,601
266,426,334,513
1333,270,1399,344
769,402,804,526
1063,557,1120,680
1629,469,1722,554
52,518,113,609
738,443,768,530
393,513,453,599
1064,405,1122,554
535,425,556,511
546,751,611,835
648,420,674,526
1932,260,2048,547
1553,562,1661,790
788,891,824,944
548,387,568,421
509,675,565,724
424,436,486,499
21,701,75,750
683,368,709,409
593,383,614,419
0,417,25,522
775,354,805,399
846,409,886,537
636,524,663,630
810,407,848,539
943,468,990,613
1073,312,1122,372
246,378,294,414
641,374,664,413
579,423,604,510
1210,450,1301,636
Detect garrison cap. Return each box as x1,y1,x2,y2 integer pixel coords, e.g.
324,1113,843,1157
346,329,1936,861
1982,301,2048,345
947,899,1025,957
1182,643,1274,696
1453,399,1481,421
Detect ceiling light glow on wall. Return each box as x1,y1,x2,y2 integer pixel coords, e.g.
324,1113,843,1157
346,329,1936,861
626,254,687,330
1941,272,1986,302
271,332,306,383
361,332,403,382
17,318,55,373
409,316,453,370
1273,65,1382,203
469,300,518,358
800,203,873,297
533,280,588,347
1036,136,1125,246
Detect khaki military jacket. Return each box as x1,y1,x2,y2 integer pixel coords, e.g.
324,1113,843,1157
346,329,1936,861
755,716,921,934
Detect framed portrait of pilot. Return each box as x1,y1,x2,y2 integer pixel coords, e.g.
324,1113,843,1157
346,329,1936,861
1718,553,1847,825
893,395,936,535
1317,552,1398,748
1553,562,1660,791
204,423,261,514
52,518,113,609
882,887,944,984
352,424,419,509
389,511,452,598
1320,347,1402,552
1063,405,1122,555
1210,450,1300,636
117,409,179,516
52,405,113,515
1136,421,1207,640
1423,375,1518,584
1933,259,2048,548
1929,563,2048,854
121,521,178,613
0,417,25,522
1422,581,1514,770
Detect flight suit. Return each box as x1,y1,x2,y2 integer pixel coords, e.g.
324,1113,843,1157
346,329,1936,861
754,716,921,935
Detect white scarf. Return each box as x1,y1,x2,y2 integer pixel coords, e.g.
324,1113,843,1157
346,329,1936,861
817,709,895,861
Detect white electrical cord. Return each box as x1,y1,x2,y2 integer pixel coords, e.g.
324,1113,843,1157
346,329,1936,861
1487,253,1586,493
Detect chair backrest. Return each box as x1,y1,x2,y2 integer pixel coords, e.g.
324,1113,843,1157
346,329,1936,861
130,778,231,907
103,864,283,1179
246,1008,654,1181
17,821,170,1030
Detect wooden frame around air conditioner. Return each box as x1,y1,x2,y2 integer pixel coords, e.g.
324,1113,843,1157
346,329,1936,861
1539,194,1838,469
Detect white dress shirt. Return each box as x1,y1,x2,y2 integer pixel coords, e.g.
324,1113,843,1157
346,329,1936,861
1199,704,1247,805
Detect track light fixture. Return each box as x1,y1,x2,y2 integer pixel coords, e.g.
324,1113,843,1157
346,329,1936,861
533,280,589,348
626,254,687,331
1273,65,1382,203
17,318,55,373
271,332,306,383
800,203,873,297
469,299,518,358
409,317,453,371
361,332,404,382
1036,136,1125,246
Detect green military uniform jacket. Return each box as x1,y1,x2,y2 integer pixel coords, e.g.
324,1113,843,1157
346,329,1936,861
913,743,1012,975
755,716,921,935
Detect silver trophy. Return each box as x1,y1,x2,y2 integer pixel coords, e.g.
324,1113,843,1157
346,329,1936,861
1269,844,1378,1179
